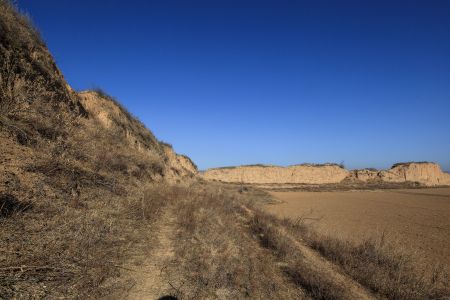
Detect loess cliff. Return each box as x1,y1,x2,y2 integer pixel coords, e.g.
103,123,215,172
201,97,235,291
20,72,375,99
201,164,349,184
202,162,450,187
351,162,450,186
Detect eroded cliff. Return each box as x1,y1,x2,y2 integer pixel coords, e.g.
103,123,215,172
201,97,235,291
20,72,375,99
351,162,450,186
201,164,349,184
202,162,450,186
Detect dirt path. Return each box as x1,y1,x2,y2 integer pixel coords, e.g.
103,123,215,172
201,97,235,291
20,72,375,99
126,205,177,300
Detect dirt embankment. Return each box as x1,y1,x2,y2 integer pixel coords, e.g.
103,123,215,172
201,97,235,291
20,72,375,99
202,162,450,186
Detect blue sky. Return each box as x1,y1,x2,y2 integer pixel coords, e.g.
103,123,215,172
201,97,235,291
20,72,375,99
19,0,450,170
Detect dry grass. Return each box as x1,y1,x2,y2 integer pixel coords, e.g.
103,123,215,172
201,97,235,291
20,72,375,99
0,193,31,218
0,3,177,294
0,107,171,298
304,232,449,299
163,182,449,299
164,183,306,299
0,181,175,298
249,211,347,300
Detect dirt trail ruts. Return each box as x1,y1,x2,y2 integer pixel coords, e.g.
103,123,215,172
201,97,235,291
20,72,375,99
241,205,375,300
126,206,177,300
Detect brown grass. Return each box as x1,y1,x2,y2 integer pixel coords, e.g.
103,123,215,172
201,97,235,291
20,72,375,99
0,182,175,298
0,105,171,298
163,183,306,299
249,211,347,300
305,232,448,299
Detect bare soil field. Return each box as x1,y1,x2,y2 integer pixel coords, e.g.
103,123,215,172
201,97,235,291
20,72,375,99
266,188,450,274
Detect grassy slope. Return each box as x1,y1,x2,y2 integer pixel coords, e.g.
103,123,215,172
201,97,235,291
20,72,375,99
0,1,179,297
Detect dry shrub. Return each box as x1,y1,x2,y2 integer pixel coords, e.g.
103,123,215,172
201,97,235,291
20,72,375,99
0,193,31,218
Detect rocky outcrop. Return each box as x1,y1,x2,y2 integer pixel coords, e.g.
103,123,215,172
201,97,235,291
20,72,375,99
202,162,450,186
201,164,349,184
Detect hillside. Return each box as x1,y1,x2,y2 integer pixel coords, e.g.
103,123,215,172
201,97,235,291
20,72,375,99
1,1,196,297
1,2,449,299
202,162,450,187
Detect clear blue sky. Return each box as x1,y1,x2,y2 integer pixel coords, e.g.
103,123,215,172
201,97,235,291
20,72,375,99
18,0,450,170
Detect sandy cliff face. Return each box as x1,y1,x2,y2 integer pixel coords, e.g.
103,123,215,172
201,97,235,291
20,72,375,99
351,169,379,181
378,163,450,186
350,162,450,186
201,164,349,184
202,162,450,186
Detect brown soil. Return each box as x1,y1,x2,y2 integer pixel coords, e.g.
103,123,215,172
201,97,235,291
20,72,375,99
266,188,450,274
